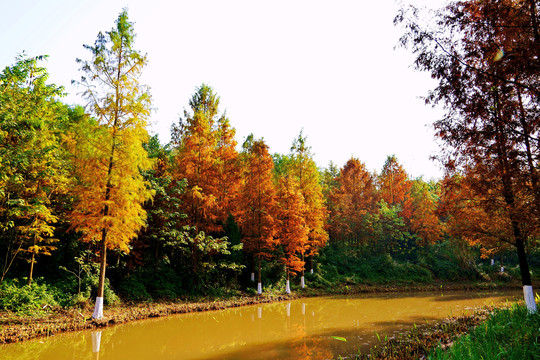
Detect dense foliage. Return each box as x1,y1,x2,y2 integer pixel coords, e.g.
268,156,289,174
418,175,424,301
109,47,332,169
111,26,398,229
0,3,538,315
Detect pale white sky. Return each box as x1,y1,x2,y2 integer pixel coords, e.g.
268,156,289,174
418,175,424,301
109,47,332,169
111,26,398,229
0,0,445,179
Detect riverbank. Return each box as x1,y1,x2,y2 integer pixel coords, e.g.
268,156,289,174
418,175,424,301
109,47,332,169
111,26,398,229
0,280,523,345
0,294,299,344
352,303,539,360
355,307,493,359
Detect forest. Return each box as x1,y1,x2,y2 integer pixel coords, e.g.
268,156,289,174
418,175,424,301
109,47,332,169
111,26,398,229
1,0,539,320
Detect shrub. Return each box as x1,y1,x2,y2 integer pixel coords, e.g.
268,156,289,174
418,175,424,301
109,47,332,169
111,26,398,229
0,279,59,315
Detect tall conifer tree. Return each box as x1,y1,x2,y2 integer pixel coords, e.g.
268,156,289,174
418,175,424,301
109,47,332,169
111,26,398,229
69,10,153,319
237,137,278,294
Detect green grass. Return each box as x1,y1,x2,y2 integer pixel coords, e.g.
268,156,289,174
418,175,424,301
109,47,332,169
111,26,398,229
429,304,540,360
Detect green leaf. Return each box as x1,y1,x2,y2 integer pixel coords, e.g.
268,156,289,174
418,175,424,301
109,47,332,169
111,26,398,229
331,336,347,342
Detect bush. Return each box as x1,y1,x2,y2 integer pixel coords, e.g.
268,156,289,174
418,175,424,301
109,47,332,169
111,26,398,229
82,274,120,305
118,276,152,301
117,266,184,301
0,279,59,315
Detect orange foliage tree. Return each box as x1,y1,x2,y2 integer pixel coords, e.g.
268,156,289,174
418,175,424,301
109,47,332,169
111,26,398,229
171,84,221,234
171,84,242,280
409,180,443,245
215,116,241,222
378,155,412,212
237,136,278,293
397,0,539,310
289,133,328,280
69,11,153,318
275,175,308,293
329,158,378,248
440,172,534,261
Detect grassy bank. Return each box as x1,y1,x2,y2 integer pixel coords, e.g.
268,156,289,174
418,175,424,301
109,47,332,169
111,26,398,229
429,304,539,359
351,303,539,360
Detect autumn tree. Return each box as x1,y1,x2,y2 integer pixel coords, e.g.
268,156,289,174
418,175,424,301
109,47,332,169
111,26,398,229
171,85,244,284
171,84,240,234
396,0,539,311
378,155,412,213
0,56,69,284
439,173,525,261
328,158,378,249
289,132,328,286
215,116,241,222
275,175,308,294
69,10,153,319
237,136,278,294
409,179,443,246
320,162,340,246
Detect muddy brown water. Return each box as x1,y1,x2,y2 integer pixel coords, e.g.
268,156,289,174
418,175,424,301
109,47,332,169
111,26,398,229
0,290,519,360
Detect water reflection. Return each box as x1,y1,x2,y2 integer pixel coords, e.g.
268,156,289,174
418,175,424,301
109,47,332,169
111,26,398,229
0,291,519,360
91,331,101,360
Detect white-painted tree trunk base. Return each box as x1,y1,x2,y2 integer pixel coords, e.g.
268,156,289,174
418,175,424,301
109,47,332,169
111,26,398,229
92,297,104,320
285,280,291,294
300,276,305,288
490,258,495,266
310,268,314,275
523,285,537,313
500,266,504,273
257,282,262,295
92,331,102,353
251,272,255,282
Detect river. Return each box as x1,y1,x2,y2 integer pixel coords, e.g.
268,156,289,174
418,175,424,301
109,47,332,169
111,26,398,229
0,290,519,360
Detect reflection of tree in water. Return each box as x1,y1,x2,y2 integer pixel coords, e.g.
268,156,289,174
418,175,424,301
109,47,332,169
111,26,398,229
283,301,333,360
288,336,334,360
0,331,91,360
0,325,122,360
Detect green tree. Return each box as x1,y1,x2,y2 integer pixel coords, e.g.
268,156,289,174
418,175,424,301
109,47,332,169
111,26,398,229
0,55,69,284
69,10,153,319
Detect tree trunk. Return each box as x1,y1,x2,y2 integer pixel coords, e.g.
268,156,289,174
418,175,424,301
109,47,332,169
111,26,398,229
257,256,262,295
191,240,199,286
516,235,537,312
251,254,255,282
285,267,291,294
78,263,82,295
516,87,540,214
528,0,539,44
93,232,107,319
515,234,532,286
27,252,35,286
300,252,305,288
494,88,537,312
